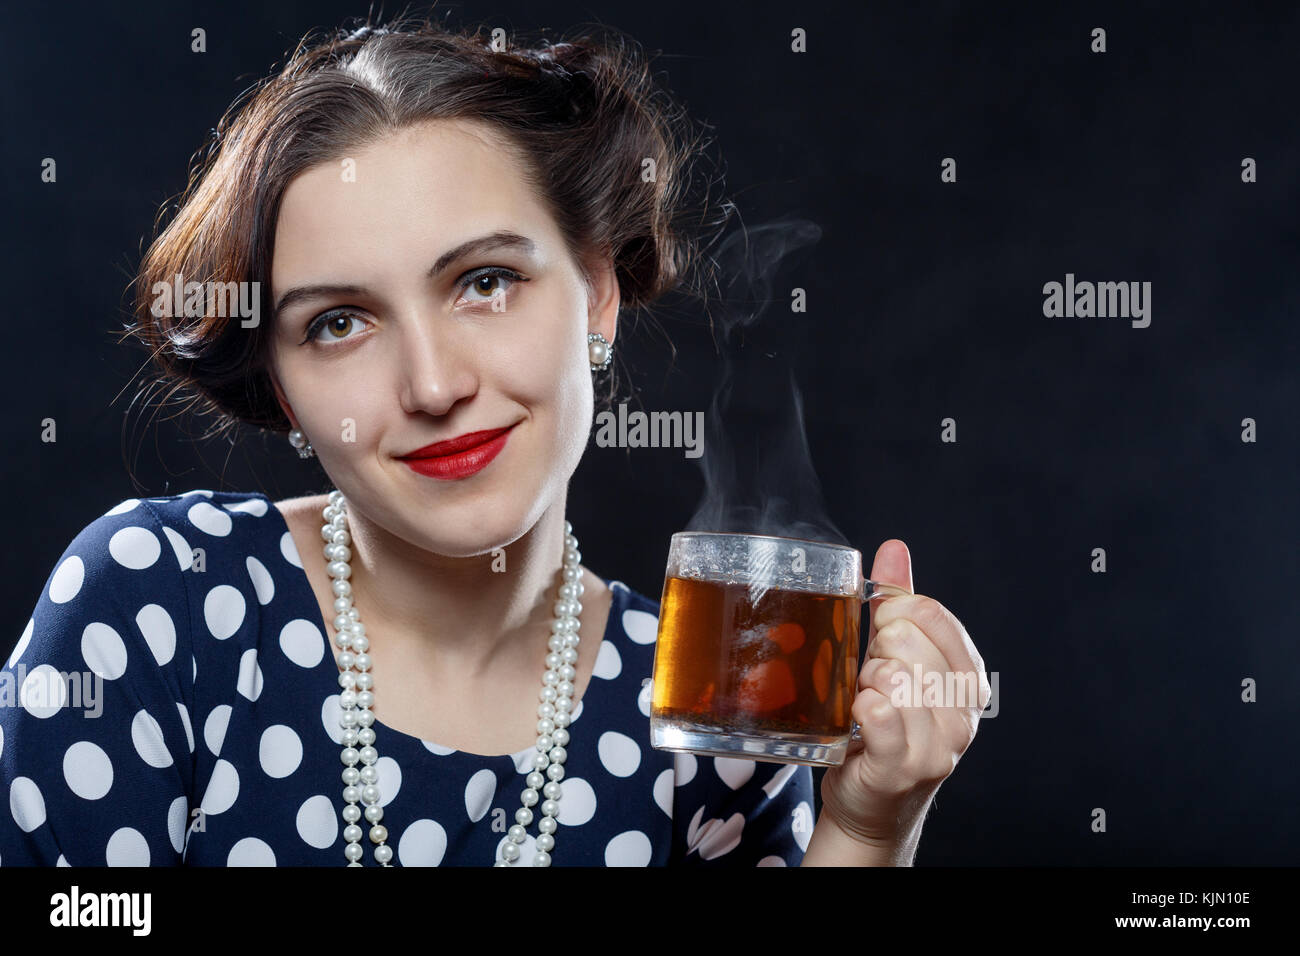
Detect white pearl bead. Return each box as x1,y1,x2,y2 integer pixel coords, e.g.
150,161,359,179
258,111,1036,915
357,727,375,746
532,753,549,771
540,799,559,818
537,833,555,852
536,734,553,751
344,843,363,862
548,746,567,764
532,851,552,866
374,845,392,864
359,746,377,764
553,712,571,728
536,718,554,735
526,771,545,790
539,686,557,702
537,702,555,719
344,824,362,843
546,762,565,782
342,767,360,785
521,788,539,807
352,635,370,653
560,664,576,681
370,825,387,843
543,781,562,799
515,807,533,826
355,673,373,691
343,785,360,804
561,648,578,664
343,804,361,822
364,805,383,823
332,579,352,597
554,697,571,713
359,766,377,784
361,785,380,804
341,748,359,766
558,681,575,697
552,728,570,746
501,842,520,862
508,824,527,843
538,817,557,835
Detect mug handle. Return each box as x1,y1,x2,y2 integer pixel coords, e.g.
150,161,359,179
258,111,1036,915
848,578,914,741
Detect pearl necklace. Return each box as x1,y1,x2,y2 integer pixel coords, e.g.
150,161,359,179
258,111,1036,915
320,490,584,866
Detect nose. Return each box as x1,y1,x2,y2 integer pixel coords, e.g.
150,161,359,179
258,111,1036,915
396,311,477,418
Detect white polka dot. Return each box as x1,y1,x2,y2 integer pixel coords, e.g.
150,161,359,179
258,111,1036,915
295,795,337,849
714,757,756,790
259,725,303,778
673,752,697,786
793,801,813,852
762,764,799,799
321,696,343,745
423,740,456,756
279,619,325,668
105,827,150,866
19,664,68,719
609,579,628,592
571,698,585,724
200,760,240,816
109,526,161,570
136,604,176,666
604,830,653,866
81,622,127,680
622,608,659,644
132,709,172,768
236,649,263,701
9,777,46,832
464,768,497,822
757,855,787,866
592,641,622,680
104,499,140,516
192,656,196,682
246,557,275,606
224,497,268,517
228,837,276,866
652,769,674,818
63,741,113,799
686,806,745,860
0,723,4,760
188,501,233,537
204,585,246,640
7,618,34,669
161,526,193,571
56,854,69,867
400,819,448,866
512,748,536,775
556,776,597,826
204,704,232,756
49,556,85,603
167,796,188,854
184,489,215,498
375,756,401,807
637,678,653,717
280,531,303,569
597,731,641,778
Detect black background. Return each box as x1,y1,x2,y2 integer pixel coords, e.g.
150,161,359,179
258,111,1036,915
2,0,1297,864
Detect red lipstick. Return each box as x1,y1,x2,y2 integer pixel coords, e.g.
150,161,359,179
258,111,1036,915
397,425,516,480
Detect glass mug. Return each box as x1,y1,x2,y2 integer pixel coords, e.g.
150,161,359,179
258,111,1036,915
648,531,913,767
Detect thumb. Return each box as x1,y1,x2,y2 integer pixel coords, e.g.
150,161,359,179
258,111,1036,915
866,539,913,646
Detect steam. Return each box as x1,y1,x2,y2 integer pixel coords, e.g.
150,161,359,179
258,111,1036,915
685,218,849,546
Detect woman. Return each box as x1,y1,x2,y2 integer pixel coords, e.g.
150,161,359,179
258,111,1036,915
0,15,987,866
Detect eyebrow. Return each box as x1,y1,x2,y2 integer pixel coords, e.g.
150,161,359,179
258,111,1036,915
271,231,538,324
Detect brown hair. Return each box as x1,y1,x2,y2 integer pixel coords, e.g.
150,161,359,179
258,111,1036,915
122,10,732,444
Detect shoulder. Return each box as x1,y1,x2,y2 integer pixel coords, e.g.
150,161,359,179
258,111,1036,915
603,578,661,644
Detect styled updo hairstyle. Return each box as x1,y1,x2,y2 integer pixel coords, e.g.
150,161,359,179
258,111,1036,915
123,13,731,443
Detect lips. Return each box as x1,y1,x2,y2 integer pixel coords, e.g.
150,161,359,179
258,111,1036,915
397,424,516,480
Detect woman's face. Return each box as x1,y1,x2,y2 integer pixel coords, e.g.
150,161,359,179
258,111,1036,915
267,118,618,557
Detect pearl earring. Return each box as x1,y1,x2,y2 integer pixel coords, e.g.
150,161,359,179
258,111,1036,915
288,428,315,459
588,332,612,372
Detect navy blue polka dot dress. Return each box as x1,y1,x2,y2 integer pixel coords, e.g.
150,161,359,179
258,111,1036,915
0,490,815,866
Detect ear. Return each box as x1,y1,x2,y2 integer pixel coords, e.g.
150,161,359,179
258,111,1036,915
268,365,298,431
584,255,620,347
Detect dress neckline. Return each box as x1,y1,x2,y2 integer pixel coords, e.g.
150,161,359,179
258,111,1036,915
257,492,622,762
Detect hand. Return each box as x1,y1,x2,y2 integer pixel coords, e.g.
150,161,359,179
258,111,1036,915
817,539,989,861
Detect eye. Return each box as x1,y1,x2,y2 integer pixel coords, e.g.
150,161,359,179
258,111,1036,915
302,311,370,346
458,267,525,305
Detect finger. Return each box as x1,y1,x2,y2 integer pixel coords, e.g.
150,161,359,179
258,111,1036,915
863,617,949,684
872,594,984,680
866,540,913,649
860,657,934,760
851,686,907,761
